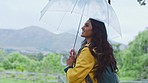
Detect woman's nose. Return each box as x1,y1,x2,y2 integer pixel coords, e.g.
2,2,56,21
81,26,84,30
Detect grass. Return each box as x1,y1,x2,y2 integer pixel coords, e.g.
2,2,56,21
0,78,35,83
0,71,59,83
0,78,57,83
119,76,136,81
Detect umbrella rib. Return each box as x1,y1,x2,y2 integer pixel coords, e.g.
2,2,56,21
57,12,67,31
57,1,78,31
71,0,79,13
39,0,53,20
73,0,87,49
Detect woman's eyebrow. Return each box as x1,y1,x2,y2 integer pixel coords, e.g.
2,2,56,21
85,23,89,25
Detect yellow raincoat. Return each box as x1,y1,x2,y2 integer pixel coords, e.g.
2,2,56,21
65,44,97,83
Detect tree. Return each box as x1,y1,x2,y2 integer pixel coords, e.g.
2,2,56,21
137,0,146,5
3,59,12,70
41,53,65,74
26,60,39,72
5,52,31,71
0,50,6,69
118,29,148,80
0,50,6,63
112,44,123,69
25,53,44,61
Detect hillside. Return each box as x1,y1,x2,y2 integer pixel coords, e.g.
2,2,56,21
0,26,125,53
0,26,83,53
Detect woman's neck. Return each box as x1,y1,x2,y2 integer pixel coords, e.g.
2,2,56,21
86,37,92,44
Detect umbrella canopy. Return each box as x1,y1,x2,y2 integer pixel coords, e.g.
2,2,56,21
40,0,121,49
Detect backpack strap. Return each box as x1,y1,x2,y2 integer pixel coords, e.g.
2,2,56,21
85,75,93,83
77,45,88,56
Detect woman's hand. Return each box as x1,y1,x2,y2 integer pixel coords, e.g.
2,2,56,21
70,49,76,58
66,49,76,66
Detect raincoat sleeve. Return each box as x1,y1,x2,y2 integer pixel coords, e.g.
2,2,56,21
65,47,95,83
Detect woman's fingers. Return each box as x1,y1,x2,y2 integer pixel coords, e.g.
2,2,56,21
70,49,74,55
70,49,76,57
67,56,76,66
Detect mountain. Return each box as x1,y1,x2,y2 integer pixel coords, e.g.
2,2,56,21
0,26,126,54
0,26,83,53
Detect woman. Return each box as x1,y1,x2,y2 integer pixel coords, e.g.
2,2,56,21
64,18,118,83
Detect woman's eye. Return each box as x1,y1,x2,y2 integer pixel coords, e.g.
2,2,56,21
85,24,89,27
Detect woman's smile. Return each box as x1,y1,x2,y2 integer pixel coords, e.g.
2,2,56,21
81,20,92,38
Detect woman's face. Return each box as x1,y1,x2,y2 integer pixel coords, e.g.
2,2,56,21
81,20,93,38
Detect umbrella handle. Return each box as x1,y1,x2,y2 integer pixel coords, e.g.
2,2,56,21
60,56,67,66
60,55,70,66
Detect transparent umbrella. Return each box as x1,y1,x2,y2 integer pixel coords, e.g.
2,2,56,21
40,0,121,66
40,0,121,49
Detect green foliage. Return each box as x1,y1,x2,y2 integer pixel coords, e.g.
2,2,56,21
0,50,65,74
0,50,6,63
25,53,44,61
26,60,40,72
41,53,65,74
112,44,123,68
117,29,148,80
6,52,30,71
3,59,13,70
140,54,148,79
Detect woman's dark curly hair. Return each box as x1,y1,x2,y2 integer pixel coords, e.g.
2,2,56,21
82,18,118,80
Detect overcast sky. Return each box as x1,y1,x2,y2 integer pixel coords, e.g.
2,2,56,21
0,0,148,45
